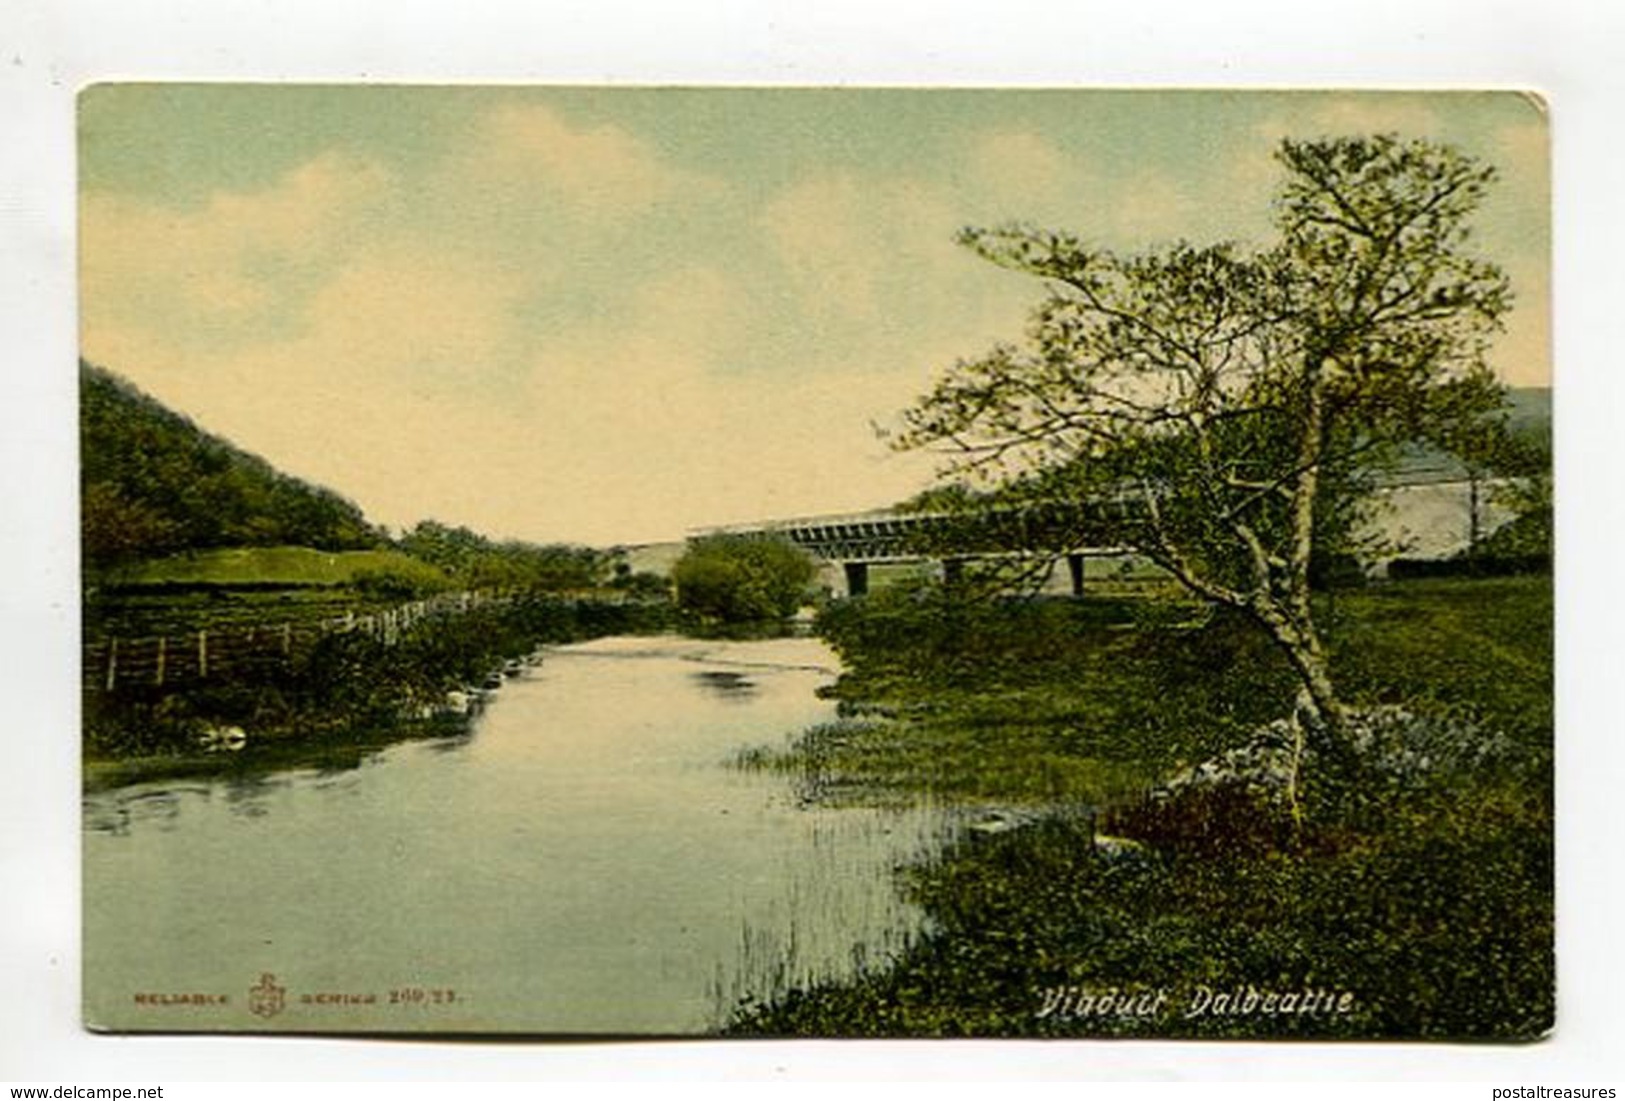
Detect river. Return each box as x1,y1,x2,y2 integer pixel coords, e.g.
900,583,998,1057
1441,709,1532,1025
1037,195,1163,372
82,634,961,1034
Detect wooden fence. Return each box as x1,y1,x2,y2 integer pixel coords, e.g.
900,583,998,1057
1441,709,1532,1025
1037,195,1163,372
82,590,509,694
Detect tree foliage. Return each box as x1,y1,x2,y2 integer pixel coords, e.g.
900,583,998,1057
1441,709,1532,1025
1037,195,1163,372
81,362,381,568
80,362,616,595
396,520,608,592
896,135,1515,751
672,534,816,623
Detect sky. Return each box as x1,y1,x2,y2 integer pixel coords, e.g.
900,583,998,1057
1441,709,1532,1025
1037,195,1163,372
78,87,1550,547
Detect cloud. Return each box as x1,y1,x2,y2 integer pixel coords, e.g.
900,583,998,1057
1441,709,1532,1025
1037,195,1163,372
301,246,529,391
80,100,1051,546
80,152,392,334
503,321,942,543
967,128,1240,249
1201,97,1456,243
966,130,1078,216
1492,111,1549,172
85,247,906,546
1109,173,1203,244
78,113,793,544
81,232,542,536
759,173,885,323
1253,98,1447,146
208,152,392,247
622,265,746,363
458,102,714,219
1482,114,1551,386
759,172,968,330
77,91,1556,551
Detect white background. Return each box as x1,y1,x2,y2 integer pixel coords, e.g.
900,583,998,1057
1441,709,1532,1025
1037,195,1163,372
2,0,1621,1086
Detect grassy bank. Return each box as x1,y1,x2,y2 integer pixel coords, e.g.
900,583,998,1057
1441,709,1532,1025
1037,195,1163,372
729,576,1553,1039
83,591,672,789
101,545,449,590
742,588,1291,807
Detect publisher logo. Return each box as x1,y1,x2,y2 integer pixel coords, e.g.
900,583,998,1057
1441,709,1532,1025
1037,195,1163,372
247,972,286,1019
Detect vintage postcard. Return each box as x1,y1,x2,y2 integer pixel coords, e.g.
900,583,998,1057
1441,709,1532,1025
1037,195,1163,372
79,87,1552,1038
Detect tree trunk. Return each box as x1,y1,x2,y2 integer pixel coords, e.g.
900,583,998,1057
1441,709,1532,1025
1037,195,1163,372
1468,469,1483,571
1249,598,1350,755
1282,628,1348,751
1274,357,1353,756
1286,359,1328,627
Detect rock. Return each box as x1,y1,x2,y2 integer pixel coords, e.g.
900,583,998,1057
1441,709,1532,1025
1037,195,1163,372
197,725,248,752
1093,834,1148,861
966,809,1038,836
1146,705,1508,809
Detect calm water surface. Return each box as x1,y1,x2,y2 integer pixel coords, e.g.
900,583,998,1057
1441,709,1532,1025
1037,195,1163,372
83,635,961,1034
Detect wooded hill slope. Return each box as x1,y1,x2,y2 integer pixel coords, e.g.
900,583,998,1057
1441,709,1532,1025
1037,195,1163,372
81,361,382,570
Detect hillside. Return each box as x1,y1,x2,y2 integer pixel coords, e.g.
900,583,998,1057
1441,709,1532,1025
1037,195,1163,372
1504,385,1553,438
81,361,383,570
1389,386,1551,483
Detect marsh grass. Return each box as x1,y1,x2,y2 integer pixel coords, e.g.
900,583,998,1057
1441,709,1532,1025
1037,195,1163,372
728,575,1553,1039
704,802,970,1029
749,588,1304,808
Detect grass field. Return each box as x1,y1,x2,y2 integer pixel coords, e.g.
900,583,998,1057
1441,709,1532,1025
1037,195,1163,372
104,545,450,590
730,575,1554,1039
86,546,457,641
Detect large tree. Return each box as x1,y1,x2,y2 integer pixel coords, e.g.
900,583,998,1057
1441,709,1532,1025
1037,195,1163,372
896,135,1512,755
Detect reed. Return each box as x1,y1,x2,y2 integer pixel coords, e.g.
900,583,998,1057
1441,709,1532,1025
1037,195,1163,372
727,575,1553,1039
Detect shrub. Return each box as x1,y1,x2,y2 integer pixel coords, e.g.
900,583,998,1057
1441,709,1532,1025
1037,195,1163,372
672,534,816,623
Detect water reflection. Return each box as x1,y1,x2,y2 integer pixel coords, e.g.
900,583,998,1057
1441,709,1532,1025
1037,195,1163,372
691,669,759,700
82,634,961,1034
415,731,476,756
219,772,283,819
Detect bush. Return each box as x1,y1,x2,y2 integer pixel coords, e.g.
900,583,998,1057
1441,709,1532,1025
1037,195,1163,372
83,593,676,762
1387,554,1550,580
349,562,454,599
672,534,816,623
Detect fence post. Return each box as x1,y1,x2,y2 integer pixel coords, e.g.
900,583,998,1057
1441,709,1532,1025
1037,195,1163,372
155,636,166,687
283,623,292,658
198,629,208,679
104,638,118,692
